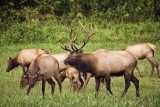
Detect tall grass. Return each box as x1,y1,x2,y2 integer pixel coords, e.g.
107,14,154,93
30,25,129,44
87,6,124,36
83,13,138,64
0,21,160,106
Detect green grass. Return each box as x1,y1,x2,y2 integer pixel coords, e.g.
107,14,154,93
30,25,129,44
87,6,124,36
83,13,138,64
1,21,160,107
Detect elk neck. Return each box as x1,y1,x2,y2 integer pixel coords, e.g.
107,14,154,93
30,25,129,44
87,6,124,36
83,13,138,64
75,53,96,75
13,56,19,67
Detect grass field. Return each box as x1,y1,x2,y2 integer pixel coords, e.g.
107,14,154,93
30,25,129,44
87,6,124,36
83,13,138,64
1,21,160,107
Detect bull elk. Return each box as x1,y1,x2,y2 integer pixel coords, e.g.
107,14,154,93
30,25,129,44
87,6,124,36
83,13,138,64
6,49,48,74
61,22,139,97
124,43,160,78
27,55,62,97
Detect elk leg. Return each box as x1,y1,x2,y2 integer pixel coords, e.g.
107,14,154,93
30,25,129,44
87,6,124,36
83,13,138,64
147,57,159,78
21,64,26,74
136,64,143,78
79,73,84,90
61,71,67,83
69,78,73,91
47,78,55,94
121,73,131,97
54,75,62,93
95,77,100,97
105,75,113,95
130,75,139,97
27,85,32,96
84,73,92,88
42,79,46,97
101,78,105,84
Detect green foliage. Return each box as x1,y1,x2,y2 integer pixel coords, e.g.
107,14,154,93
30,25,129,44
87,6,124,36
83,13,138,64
0,20,160,45
1,0,160,23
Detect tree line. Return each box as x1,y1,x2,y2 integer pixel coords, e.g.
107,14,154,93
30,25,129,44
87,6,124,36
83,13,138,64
1,0,160,23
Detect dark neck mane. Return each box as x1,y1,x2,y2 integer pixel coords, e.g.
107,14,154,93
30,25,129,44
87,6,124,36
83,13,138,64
13,56,19,67
75,53,96,75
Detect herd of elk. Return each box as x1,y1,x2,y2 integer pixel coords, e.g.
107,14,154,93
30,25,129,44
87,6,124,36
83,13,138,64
20,52,70,88
6,22,159,97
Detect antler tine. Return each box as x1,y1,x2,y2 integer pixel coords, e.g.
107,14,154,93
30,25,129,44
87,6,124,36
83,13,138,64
77,34,93,51
60,43,72,52
60,41,73,52
77,22,95,51
79,21,88,34
69,28,73,41
72,33,79,45
69,28,80,51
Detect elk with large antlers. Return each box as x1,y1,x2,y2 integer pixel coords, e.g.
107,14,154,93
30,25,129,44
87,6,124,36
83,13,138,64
61,22,139,97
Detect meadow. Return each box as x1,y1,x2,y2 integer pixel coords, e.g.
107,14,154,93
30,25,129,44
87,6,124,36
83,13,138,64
0,21,160,107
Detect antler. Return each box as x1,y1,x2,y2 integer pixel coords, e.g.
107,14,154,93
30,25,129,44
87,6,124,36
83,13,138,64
74,21,95,51
60,22,95,52
60,28,78,52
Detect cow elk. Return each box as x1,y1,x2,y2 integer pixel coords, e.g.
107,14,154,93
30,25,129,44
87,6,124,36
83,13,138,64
61,22,139,97
20,52,70,88
6,49,48,74
27,55,62,97
65,67,85,91
124,43,160,78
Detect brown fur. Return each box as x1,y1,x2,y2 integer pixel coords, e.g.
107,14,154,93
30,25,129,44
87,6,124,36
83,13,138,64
6,49,48,73
65,67,84,91
27,55,62,97
20,52,69,88
64,49,139,97
124,43,160,78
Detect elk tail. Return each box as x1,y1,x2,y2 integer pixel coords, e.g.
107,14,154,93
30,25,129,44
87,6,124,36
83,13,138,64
147,43,156,51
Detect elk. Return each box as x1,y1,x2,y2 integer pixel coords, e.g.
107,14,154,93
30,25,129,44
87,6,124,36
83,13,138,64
124,43,160,78
6,49,48,74
65,67,85,91
27,55,62,97
61,22,139,97
20,52,70,88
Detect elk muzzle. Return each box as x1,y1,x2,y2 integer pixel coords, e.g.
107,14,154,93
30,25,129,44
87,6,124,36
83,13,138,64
20,76,29,89
6,67,11,72
29,77,37,88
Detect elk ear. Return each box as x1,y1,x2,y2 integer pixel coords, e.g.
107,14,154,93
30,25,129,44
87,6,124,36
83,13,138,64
9,57,13,61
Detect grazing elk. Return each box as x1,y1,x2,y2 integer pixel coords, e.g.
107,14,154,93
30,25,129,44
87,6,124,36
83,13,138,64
61,22,139,97
20,52,70,88
124,43,160,78
66,67,85,91
27,55,62,97
6,49,48,74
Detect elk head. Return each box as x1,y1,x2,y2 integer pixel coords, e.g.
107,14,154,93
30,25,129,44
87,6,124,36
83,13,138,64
6,57,15,72
61,22,95,66
28,67,40,88
20,72,29,89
